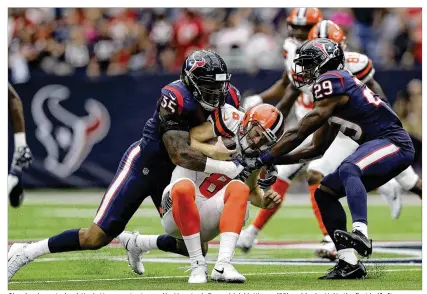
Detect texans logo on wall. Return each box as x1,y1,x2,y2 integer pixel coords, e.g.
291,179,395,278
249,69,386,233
31,85,111,178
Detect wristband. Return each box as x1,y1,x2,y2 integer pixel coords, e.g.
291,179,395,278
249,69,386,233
14,132,26,149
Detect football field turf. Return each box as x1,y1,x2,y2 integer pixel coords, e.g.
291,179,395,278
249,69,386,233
8,190,422,291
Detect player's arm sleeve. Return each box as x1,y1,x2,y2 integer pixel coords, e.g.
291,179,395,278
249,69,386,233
312,74,347,101
354,57,375,84
158,88,189,133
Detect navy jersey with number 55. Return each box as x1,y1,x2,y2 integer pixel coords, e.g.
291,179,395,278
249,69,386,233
312,70,413,151
140,80,241,163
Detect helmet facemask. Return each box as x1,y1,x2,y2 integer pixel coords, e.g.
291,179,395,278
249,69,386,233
238,120,283,158
293,47,344,88
184,70,231,112
293,54,323,88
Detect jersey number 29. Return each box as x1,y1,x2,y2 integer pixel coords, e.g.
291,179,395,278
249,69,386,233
313,80,333,99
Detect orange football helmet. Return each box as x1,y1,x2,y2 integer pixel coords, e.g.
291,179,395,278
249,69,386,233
239,104,285,156
308,20,347,49
287,8,323,41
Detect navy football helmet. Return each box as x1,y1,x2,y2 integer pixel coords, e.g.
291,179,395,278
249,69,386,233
181,50,231,112
293,38,345,88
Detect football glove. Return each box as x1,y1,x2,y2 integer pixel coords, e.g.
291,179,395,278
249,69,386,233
257,164,278,190
12,146,32,169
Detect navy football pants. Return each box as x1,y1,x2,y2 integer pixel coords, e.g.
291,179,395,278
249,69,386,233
93,141,174,237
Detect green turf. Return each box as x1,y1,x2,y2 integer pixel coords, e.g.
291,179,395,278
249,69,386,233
8,262,421,290
8,202,422,241
8,197,422,290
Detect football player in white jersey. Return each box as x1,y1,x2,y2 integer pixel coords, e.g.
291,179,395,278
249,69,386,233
237,20,422,259
243,8,323,116
118,104,284,284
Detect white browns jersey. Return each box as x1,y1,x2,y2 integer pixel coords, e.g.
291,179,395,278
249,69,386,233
168,104,244,200
294,51,375,120
283,37,302,81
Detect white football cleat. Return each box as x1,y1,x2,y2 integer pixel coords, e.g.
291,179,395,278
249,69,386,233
187,260,208,284
314,235,337,261
378,179,402,219
211,261,246,283
8,243,31,281
236,228,257,253
118,231,145,275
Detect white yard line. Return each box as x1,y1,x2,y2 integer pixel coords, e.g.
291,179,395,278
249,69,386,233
9,268,422,284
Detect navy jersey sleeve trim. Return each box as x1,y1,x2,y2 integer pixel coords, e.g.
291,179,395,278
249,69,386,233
163,85,184,115
318,72,345,87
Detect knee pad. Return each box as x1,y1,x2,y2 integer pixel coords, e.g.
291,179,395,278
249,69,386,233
224,180,250,203
338,162,362,181
171,179,196,202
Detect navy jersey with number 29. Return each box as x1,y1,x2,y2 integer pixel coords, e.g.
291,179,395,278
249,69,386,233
312,69,413,151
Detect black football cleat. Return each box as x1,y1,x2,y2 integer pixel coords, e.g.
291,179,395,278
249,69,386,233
319,260,367,280
334,229,372,257
8,174,24,208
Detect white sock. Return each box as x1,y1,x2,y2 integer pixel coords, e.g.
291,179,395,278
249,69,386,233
353,222,368,238
24,239,50,260
218,232,239,263
323,235,333,243
183,233,204,264
337,248,358,265
136,235,159,251
247,224,260,236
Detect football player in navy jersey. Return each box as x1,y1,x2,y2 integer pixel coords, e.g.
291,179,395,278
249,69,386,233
248,39,415,279
8,83,33,208
8,50,247,281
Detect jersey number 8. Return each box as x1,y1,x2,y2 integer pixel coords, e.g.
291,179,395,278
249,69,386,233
199,173,231,198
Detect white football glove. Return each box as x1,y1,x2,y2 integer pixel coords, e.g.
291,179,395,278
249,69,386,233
12,146,32,169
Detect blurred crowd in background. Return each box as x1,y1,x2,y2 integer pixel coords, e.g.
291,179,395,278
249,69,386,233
8,8,422,175
7,7,422,174
8,7,422,79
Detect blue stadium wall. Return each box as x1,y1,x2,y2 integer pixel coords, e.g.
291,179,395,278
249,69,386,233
8,69,422,188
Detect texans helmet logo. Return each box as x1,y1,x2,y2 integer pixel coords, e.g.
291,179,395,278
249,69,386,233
188,56,206,72
313,41,329,57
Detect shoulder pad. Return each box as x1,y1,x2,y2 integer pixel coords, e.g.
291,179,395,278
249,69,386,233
345,52,375,83
313,71,348,101
226,84,242,109
207,104,243,138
